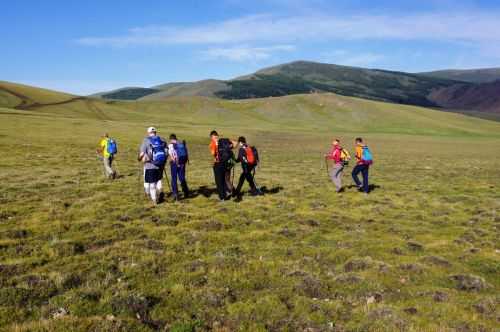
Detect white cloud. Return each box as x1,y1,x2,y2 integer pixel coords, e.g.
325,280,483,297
201,45,295,62
76,11,500,48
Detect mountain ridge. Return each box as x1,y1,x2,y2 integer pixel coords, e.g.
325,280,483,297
419,67,500,83
6,61,500,116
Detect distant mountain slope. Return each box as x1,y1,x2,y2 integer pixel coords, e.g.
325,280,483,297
218,61,455,107
92,87,159,100
141,79,229,100
83,60,500,117
429,80,500,113
420,68,500,83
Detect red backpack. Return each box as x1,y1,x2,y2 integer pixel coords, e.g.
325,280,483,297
244,146,256,165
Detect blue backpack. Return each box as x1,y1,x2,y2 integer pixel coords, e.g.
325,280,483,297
361,146,373,165
107,138,117,155
175,141,188,160
148,136,166,166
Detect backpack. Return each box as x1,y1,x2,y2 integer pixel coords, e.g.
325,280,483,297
148,136,167,166
340,148,350,165
243,146,256,165
252,146,259,165
174,140,188,161
361,146,373,165
107,138,117,155
217,138,234,166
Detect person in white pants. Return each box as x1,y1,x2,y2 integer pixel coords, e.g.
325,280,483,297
138,127,167,205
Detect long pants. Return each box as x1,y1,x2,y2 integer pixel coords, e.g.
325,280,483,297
103,156,115,178
170,162,189,197
213,163,227,200
352,164,369,193
329,163,344,192
236,164,257,194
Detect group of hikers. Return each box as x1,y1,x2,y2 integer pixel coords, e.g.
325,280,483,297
97,127,372,205
324,137,373,194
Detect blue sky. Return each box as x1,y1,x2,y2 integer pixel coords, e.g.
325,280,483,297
2,0,500,95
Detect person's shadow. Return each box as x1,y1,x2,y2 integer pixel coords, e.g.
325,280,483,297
260,186,283,194
191,186,218,198
346,184,380,193
233,185,284,202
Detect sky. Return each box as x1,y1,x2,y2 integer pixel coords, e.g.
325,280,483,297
2,0,500,95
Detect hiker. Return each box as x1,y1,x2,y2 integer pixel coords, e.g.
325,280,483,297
138,127,167,205
234,136,262,197
325,139,350,193
352,137,373,194
167,134,190,200
209,130,236,201
97,133,117,179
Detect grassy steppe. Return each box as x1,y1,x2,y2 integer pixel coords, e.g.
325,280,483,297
0,82,499,331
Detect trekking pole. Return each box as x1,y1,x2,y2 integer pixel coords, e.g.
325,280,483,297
324,156,329,177
163,168,171,194
231,166,235,190
139,164,145,199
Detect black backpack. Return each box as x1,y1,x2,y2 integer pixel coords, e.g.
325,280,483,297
217,138,234,165
251,146,259,165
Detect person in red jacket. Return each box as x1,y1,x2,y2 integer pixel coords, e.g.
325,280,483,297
325,139,350,192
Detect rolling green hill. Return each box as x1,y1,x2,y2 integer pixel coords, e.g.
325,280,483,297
217,61,455,107
1,81,499,331
420,68,500,83
0,80,75,109
90,61,500,118
142,79,230,100
94,61,459,108
3,81,500,136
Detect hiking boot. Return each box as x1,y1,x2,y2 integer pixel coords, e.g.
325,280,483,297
250,188,263,196
158,192,165,203
150,198,158,207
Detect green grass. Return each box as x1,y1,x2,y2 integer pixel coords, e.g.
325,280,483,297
0,82,499,331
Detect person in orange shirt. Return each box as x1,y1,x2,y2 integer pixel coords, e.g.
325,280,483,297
352,137,371,194
209,130,236,201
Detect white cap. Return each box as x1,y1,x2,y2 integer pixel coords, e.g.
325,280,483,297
147,126,157,133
